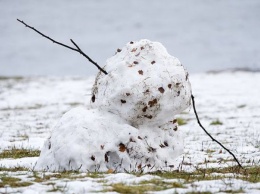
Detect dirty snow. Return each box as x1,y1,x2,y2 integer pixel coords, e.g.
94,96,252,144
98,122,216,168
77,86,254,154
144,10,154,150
0,72,259,193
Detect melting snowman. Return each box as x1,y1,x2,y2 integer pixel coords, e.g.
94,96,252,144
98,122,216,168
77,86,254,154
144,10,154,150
35,39,191,172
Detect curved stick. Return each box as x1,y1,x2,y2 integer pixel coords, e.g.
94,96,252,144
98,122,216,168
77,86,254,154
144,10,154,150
191,94,242,168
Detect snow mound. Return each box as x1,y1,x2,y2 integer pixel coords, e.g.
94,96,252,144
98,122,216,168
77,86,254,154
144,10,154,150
35,39,191,172
35,107,183,172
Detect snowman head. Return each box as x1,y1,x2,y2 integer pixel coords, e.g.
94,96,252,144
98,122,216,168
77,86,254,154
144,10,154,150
91,39,191,127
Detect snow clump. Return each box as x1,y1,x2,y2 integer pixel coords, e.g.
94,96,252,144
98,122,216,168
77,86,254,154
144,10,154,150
35,39,192,172
91,39,191,127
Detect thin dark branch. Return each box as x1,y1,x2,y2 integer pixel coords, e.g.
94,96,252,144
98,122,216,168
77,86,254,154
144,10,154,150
70,39,107,74
191,94,243,168
17,19,108,75
70,39,82,51
17,19,78,51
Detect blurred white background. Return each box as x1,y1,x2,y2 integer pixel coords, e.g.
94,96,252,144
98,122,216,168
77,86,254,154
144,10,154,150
1,0,260,76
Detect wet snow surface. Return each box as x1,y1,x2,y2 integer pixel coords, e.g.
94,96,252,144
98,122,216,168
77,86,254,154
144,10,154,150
0,72,259,193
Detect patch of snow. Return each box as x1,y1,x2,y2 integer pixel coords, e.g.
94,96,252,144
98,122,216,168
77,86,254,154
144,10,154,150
104,173,159,185
0,157,38,169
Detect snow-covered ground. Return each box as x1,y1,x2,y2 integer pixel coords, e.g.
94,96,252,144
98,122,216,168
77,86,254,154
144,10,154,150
0,72,259,193
1,0,260,76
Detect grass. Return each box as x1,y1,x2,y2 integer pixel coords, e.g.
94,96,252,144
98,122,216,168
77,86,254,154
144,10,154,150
0,148,40,159
98,166,250,192
66,102,83,107
27,104,43,110
206,149,216,154
186,192,212,194
0,146,258,192
102,165,260,193
103,179,184,194
140,179,185,188
106,183,162,194
177,118,188,126
0,165,258,192
149,165,260,183
241,166,260,183
1,104,44,111
219,188,244,193
0,76,24,81
32,171,104,183
0,175,32,188
210,119,223,125
237,104,246,108
0,166,29,172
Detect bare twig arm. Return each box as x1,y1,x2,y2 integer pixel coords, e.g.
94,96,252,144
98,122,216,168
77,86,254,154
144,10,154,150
17,19,77,52
70,39,107,75
17,19,108,75
191,94,243,168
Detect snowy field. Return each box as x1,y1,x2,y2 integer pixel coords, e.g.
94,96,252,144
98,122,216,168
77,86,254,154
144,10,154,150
0,72,259,193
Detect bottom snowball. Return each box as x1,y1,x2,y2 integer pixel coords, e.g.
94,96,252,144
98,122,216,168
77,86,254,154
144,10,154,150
35,107,183,172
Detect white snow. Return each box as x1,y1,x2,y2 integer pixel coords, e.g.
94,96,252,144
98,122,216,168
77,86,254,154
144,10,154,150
0,71,259,193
